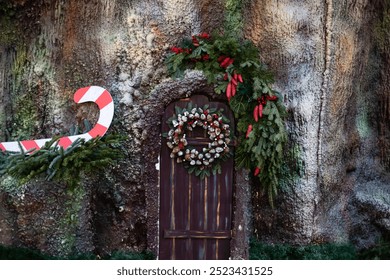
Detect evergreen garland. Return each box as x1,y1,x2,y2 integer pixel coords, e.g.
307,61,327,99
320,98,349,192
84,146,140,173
0,134,125,189
165,32,287,207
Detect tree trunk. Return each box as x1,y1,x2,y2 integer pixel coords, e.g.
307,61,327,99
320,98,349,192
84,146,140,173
245,0,390,247
0,0,389,257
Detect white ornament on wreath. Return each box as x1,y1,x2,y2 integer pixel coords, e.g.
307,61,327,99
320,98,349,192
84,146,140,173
165,104,232,177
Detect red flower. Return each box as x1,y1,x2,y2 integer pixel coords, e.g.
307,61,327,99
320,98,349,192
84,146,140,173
198,32,210,39
220,57,234,68
253,105,259,122
266,95,278,101
192,36,200,47
223,72,228,80
254,167,261,176
202,54,210,61
246,124,253,138
170,47,183,54
237,73,243,83
258,96,267,105
226,81,232,101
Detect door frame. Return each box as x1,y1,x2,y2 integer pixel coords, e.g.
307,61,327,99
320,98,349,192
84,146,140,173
142,77,250,259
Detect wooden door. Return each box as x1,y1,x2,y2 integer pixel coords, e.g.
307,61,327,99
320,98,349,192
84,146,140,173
159,95,234,260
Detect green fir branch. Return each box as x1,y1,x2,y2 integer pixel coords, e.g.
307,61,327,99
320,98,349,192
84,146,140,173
0,134,126,189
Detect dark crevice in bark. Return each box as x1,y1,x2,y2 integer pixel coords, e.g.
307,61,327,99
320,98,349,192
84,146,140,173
316,0,333,186
314,0,334,236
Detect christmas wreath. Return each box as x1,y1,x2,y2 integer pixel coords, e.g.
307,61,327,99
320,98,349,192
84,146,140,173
165,103,232,179
165,32,287,207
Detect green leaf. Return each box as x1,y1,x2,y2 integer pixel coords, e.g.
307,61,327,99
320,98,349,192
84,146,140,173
262,85,270,94
240,61,253,68
215,82,228,95
262,103,270,114
246,132,257,151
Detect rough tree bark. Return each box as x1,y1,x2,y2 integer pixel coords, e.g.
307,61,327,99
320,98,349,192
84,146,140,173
0,0,389,257
245,0,390,247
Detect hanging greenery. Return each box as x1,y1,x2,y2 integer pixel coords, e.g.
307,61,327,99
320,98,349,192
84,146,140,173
0,134,126,189
164,103,232,179
165,32,287,207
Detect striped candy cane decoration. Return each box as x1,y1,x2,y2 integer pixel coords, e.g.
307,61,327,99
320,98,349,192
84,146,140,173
0,86,114,153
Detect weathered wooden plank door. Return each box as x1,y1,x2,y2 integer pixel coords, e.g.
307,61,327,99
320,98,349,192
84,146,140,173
159,95,234,260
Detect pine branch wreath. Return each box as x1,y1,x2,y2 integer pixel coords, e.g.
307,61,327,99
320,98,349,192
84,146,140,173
164,103,232,179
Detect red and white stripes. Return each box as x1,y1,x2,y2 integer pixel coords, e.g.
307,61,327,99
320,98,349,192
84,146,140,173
0,86,114,153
